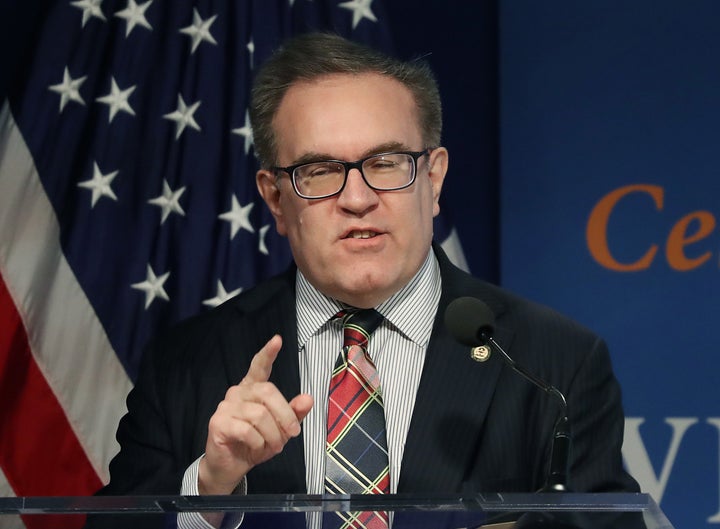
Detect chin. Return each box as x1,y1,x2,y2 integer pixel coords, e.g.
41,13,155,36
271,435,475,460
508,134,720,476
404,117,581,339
346,275,398,303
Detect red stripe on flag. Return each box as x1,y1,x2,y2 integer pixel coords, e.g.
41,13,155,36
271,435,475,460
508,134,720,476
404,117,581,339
0,272,103,529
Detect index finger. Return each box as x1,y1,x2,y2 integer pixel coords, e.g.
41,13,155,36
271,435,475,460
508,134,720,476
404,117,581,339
243,334,282,384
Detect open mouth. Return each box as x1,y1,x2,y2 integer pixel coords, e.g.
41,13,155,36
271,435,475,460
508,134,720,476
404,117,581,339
345,230,379,239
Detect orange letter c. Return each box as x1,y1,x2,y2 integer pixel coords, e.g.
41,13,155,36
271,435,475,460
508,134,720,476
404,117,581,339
586,184,663,271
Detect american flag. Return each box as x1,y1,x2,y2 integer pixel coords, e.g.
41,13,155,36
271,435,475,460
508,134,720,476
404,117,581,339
0,1,466,528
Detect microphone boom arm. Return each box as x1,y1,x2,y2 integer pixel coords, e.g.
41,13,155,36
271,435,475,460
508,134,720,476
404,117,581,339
484,334,571,492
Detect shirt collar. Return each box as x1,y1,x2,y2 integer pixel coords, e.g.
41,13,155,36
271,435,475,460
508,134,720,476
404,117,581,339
295,249,441,349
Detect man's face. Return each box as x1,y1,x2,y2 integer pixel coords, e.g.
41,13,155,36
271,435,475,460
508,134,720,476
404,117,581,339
257,73,448,308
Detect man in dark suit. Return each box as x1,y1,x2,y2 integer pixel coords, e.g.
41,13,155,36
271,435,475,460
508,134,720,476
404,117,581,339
89,33,639,528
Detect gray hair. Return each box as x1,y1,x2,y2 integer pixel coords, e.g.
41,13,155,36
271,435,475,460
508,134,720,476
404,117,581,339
249,32,442,168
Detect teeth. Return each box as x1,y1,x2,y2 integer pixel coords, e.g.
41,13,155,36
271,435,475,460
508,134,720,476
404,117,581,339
350,230,375,239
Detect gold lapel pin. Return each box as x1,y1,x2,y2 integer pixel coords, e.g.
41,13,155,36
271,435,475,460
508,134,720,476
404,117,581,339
470,345,491,362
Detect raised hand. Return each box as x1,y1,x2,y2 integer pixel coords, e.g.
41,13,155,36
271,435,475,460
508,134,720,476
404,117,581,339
198,334,314,494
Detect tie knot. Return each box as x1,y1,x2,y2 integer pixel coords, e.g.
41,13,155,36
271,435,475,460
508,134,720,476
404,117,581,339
339,308,383,349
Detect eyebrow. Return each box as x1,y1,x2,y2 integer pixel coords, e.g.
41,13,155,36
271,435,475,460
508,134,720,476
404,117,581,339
289,141,412,166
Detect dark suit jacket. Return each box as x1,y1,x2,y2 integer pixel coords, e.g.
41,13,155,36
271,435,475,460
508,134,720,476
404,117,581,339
89,245,638,527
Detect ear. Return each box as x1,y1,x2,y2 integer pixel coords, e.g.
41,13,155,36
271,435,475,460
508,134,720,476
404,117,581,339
427,147,448,217
256,169,288,236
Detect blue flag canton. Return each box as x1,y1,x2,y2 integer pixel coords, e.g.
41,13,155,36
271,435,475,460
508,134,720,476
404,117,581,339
11,0,393,379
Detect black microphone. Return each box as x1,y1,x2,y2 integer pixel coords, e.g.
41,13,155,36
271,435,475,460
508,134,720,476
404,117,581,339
444,296,572,493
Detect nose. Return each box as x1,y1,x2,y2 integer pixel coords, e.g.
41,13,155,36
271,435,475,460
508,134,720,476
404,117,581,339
336,167,379,213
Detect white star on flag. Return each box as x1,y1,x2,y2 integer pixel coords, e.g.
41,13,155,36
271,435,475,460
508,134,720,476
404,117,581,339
77,162,119,207
71,0,107,27
247,38,255,69
148,179,186,223
114,0,154,37
96,77,137,123
131,264,170,309
179,8,218,54
202,280,242,308
339,0,378,29
48,67,87,112
231,110,254,155
259,225,270,255
163,94,201,139
218,195,254,239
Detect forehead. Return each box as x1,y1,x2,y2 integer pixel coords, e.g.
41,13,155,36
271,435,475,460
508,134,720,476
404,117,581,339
272,73,423,161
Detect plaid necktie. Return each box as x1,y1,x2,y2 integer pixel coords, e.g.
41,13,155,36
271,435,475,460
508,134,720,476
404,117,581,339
324,308,389,529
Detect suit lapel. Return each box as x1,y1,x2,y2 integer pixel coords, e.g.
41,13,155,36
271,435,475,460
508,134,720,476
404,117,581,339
398,246,513,492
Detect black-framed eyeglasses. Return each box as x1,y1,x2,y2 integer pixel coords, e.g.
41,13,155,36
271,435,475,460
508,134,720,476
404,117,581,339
272,149,431,199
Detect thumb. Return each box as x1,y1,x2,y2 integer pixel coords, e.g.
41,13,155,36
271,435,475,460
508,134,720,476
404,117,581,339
289,393,314,423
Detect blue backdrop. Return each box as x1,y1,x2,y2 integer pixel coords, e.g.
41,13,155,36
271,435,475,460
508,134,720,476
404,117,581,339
497,2,719,529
